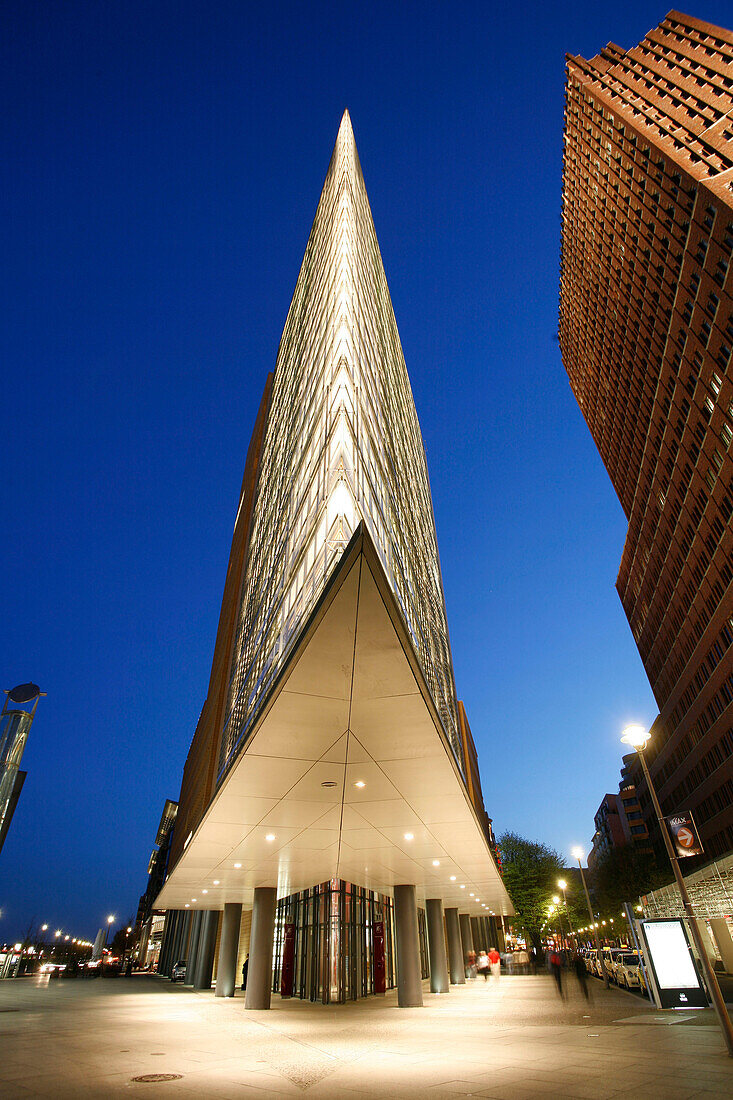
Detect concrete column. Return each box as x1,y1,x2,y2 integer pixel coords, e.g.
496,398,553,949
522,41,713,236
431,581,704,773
710,919,733,975
445,907,465,984
425,899,449,993
163,906,181,976
185,910,203,984
215,903,242,997
245,887,277,1009
393,885,423,1007
459,912,474,962
193,910,219,990
158,912,173,975
471,917,481,952
170,912,185,972
137,920,150,967
481,916,490,950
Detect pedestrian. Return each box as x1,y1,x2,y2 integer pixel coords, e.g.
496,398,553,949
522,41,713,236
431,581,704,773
550,948,563,998
515,947,529,974
466,949,477,980
488,946,501,982
476,951,490,980
241,954,249,992
573,952,589,1000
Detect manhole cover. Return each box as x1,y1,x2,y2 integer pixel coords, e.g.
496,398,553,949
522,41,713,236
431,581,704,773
131,1074,183,1083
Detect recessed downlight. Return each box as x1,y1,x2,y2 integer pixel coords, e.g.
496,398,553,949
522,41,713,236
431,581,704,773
354,780,366,789
469,893,474,897
202,889,208,894
184,904,190,908
234,863,242,869
459,884,465,890
450,875,456,881
403,833,414,841
213,880,220,885
192,898,197,903
265,834,276,842
432,860,440,867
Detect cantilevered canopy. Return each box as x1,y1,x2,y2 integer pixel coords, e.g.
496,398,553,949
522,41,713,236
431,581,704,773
156,528,513,918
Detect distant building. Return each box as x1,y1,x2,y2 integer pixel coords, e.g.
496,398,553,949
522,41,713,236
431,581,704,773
560,11,733,865
588,777,652,872
134,799,177,968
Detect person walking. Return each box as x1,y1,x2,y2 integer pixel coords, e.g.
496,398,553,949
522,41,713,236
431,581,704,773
488,946,501,982
241,954,249,992
549,948,564,998
573,952,589,1000
476,951,490,980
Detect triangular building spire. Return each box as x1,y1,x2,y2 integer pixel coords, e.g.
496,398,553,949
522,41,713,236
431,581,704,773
220,114,462,776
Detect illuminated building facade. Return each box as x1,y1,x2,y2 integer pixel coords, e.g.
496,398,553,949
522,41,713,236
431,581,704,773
560,12,733,863
156,113,511,1007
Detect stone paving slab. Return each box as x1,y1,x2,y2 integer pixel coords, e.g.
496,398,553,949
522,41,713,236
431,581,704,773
0,973,730,1098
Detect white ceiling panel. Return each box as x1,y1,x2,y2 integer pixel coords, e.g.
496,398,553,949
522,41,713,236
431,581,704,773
155,540,513,918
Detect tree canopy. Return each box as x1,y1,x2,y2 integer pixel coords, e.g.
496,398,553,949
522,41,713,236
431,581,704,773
498,831,578,949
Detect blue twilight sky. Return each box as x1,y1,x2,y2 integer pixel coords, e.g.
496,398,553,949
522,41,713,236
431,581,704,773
2,0,730,941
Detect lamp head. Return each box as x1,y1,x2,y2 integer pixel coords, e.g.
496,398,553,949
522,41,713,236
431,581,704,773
557,879,567,891
571,846,584,861
620,724,650,749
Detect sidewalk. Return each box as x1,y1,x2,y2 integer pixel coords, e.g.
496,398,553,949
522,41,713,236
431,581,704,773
0,972,731,1098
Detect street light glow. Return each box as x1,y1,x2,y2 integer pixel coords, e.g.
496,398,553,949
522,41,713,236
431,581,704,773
107,915,115,925
620,724,650,749
558,879,566,891
571,846,584,861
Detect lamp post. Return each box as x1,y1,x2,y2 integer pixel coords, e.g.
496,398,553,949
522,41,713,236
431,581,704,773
558,879,576,948
572,846,609,988
621,724,733,1057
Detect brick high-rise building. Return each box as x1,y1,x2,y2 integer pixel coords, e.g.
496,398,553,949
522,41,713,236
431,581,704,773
560,12,733,863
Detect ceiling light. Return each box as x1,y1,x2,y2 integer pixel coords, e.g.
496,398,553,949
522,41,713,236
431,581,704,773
184,904,189,909
403,833,414,841
213,880,220,885
265,834,276,842
460,884,465,889
192,898,197,903
234,863,242,869
432,860,440,867
469,893,474,897
321,780,337,788
202,890,208,894
450,875,456,881
354,780,366,788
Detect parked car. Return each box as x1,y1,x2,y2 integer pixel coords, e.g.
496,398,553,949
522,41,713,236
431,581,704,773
614,952,643,989
171,960,187,983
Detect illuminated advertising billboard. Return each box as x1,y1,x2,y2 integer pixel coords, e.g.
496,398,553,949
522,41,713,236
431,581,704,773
640,919,707,1009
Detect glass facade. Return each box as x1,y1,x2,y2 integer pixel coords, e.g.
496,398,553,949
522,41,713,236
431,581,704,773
272,880,397,1003
218,113,461,780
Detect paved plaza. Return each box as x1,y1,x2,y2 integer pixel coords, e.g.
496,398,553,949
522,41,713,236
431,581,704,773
1,972,731,1098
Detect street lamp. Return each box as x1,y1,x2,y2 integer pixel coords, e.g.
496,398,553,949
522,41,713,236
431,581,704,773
572,846,609,988
621,724,733,1057
558,878,576,946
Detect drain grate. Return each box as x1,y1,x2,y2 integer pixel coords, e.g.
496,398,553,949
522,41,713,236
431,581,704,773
131,1074,183,1083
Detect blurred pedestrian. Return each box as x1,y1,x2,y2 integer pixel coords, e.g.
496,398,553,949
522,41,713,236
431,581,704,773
476,951,490,980
241,954,249,992
573,952,589,1000
550,948,563,998
466,949,477,980
488,946,501,982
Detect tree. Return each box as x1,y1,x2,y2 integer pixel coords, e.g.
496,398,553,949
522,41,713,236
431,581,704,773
498,832,574,950
590,844,668,919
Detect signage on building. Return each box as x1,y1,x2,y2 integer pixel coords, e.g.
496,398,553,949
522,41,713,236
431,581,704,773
665,811,703,858
280,922,295,998
639,918,707,1010
373,920,386,994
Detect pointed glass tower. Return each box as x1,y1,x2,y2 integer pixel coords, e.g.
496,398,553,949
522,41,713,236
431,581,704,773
219,113,461,778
